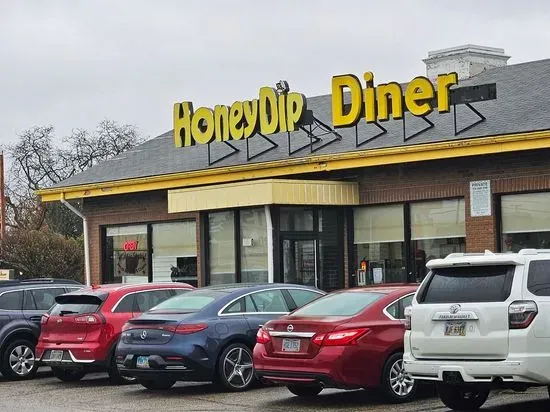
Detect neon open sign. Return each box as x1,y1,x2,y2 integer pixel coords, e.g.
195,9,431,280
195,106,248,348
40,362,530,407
123,240,139,252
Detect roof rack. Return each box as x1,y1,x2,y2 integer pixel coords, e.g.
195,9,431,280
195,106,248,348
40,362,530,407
0,278,82,285
518,249,550,255
444,250,496,259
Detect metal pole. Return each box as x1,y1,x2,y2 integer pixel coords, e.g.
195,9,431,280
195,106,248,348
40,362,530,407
60,196,91,286
0,152,5,244
264,205,274,283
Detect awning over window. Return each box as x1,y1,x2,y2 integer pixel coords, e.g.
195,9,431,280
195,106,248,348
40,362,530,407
168,179,359,213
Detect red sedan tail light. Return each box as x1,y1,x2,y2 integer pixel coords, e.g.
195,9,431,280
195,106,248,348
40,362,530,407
256,328,271,344
40,314,49,325
312,328,370,347
75,314,104,324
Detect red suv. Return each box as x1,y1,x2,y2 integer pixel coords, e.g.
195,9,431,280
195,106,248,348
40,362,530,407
36,282,193,384
254,285,419,403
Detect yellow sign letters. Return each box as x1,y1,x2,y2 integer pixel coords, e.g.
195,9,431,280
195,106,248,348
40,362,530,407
331,72,458,127
174,88,307,147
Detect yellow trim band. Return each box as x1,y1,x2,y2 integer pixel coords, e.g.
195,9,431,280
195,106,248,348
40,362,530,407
37,130,550,202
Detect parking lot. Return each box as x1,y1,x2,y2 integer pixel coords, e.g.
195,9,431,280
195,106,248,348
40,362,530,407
1,369,548,412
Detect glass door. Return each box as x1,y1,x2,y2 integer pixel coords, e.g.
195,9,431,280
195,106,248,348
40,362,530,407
282,238,318,288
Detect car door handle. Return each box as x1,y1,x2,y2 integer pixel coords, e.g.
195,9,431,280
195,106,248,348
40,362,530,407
258,324,263,328
30,316,42,322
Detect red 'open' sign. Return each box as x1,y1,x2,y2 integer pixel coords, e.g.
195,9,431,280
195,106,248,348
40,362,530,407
123,240,139,251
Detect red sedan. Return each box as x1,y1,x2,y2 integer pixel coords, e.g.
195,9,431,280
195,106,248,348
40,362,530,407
253,285,418,403
36,282,193,384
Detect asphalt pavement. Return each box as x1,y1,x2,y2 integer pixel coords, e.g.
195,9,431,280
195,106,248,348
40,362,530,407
0,369,549,412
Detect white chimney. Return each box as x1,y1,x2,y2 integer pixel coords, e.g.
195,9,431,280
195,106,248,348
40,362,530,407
423,45,510,81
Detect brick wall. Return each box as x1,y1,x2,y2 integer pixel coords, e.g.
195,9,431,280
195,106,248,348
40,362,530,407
80,148,550,287
354,148,550,253
82,191,200,285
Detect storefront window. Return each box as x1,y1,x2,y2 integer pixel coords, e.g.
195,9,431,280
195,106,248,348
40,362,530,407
501,192,550,252
152,221,197,286
208,211,236,285
280,207,314,231
410,199,466,281
353,205,406,284
105,225,148,284
240,208,268,283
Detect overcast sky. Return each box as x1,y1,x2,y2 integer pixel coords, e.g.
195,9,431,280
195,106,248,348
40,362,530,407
1,0,549,145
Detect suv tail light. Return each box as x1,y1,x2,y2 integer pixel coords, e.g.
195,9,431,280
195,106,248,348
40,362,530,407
509,301,538,329
256,328,271,344
40,314,49,325
311,328,369,346
404,306,412,331
75,314,104,324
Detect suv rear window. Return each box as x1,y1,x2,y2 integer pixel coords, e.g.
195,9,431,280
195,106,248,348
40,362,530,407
527,260,550,296
50,295,104,316
290,292,383,317
419,265,515,303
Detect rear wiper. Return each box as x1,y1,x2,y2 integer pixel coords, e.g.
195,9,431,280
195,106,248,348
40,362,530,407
60,310,78,316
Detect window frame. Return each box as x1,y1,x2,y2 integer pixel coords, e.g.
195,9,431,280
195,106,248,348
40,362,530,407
101,219,198,284
383,292,416,321
110,288,179,313
0,290,24,311
218,287,324,316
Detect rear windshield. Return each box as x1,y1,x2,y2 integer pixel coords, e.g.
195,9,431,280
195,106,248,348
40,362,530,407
290,292,383,317
148,290,221,313
419,265,515,303
50,295,103,316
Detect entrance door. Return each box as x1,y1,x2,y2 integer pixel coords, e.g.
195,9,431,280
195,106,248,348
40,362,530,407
282,238,318,288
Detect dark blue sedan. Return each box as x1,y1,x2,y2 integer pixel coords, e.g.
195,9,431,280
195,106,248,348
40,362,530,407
115,283,324,391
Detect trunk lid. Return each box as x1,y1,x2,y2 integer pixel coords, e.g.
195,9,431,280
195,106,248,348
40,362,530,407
264,316,350,359
42,294,106,344
410,264,517,360
121,313,194,345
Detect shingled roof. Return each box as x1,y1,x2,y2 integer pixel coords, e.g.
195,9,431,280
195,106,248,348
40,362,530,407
50,58,550,189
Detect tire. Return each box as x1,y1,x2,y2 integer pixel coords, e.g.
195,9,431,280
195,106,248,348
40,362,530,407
0,339,38,380
138,378,176,390
216,343,255,392
287,384,323,397
379,352,417,403
108,355,137,385
436,383,490,411
51,367,86,382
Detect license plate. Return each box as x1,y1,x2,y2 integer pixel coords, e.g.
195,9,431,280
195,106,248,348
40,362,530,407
136,356,149,369
282,338,300,352
444,321,466,336
50,350,64,362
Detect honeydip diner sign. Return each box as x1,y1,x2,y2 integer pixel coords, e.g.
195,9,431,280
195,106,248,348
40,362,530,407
173,70,494,149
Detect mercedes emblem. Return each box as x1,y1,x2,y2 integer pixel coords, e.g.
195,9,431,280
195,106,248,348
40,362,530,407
287,324,294,333
140,330,148,340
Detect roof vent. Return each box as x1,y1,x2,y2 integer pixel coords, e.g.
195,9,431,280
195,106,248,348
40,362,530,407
423,44,510,81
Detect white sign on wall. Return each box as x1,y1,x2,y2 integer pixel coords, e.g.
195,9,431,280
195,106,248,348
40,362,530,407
470,180,491,217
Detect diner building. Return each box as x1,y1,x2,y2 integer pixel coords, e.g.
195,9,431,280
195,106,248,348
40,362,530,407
38,45,550,289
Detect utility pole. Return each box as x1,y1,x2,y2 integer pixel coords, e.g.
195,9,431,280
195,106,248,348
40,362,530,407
0,152,5,245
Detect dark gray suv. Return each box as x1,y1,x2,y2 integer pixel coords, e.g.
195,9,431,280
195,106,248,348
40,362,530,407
0,278,82,380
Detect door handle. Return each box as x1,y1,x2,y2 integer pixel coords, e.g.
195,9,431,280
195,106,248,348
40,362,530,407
30,316,42,322
258,324,263,328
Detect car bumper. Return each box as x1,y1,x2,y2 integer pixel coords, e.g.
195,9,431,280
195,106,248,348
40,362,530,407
403,353,550,385
36,342,108,368
253,344,366,389
115,342,214,382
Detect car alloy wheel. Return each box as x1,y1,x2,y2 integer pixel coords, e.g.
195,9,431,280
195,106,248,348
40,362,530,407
380,352,417,403
9,344,35,377
389,358,414,397
220,344,254,391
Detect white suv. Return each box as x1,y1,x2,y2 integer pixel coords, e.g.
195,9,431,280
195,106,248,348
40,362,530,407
403,249,550,410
